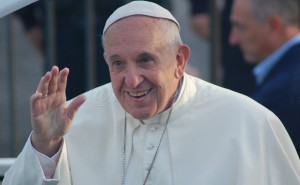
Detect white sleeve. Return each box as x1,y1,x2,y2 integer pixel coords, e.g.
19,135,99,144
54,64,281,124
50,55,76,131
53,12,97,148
31,138,63,179
3,131,73,185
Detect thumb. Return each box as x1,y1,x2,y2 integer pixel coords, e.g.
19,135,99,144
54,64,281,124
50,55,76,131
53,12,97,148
67,94,87,120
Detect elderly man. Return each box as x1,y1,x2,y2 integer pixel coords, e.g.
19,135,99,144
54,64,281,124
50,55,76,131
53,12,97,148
3,1,300,185
230,0,300,155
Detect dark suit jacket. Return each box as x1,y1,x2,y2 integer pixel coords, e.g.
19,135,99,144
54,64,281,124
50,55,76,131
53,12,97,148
252,43,300,154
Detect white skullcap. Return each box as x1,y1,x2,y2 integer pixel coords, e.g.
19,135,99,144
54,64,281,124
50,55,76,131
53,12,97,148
103,1,180,35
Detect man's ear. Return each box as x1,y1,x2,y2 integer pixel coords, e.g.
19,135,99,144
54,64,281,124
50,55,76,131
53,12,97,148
175,44,190,79
268,15,284,33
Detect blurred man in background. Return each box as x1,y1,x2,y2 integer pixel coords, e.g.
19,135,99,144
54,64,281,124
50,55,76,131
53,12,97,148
230,0,300,155
188,0,256,96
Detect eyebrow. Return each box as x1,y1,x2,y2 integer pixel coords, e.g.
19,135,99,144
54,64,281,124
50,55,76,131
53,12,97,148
108,55,121,62
107,51,158,62
138,52,158,60
138,52,151,58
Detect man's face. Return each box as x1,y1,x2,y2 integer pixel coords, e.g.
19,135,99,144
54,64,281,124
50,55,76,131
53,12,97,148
229,0,273,63
103,16,185,120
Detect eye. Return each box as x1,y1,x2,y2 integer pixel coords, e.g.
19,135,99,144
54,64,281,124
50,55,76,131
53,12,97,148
113,60,124,67
110,60,125,71
233,22,246,32
138,56,154,66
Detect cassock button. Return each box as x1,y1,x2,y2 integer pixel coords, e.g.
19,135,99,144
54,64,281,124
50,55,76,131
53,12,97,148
150,127,157,132
145,165,151,171
147,144,155,150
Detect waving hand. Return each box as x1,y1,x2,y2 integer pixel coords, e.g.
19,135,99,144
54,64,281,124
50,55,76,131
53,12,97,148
30,66,86,156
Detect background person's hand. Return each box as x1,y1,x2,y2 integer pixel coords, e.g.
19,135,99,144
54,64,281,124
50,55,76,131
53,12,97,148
30,66,86,156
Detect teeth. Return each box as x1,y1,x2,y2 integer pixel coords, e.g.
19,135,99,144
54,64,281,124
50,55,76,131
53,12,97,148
129,90,148,97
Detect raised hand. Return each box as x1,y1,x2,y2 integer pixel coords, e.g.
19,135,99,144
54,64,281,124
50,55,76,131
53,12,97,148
30,66,86,156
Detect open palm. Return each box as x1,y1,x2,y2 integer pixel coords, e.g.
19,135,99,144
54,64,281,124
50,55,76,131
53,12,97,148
30,66,86,156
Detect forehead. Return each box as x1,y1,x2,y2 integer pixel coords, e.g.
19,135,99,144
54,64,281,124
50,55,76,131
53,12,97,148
233,0,252,8
231,0,257,25
106,15,162,32
231,0,252,17
104,15,162,40
104,16,167,53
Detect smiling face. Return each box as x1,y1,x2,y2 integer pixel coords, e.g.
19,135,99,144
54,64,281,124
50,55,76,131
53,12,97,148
103,16,189,120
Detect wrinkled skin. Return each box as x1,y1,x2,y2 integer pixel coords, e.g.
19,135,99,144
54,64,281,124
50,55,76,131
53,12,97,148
31,66,86,156
104,16,190,120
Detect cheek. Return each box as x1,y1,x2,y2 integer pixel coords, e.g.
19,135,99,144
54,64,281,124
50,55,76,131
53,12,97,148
156,77,176,100
239,33,259,54
240,32,253,45
145,74,164,97
245,27,266,44
247,34,266,53
110,74,123,93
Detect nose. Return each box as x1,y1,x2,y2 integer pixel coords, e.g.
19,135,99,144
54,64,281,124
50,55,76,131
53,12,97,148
229,29,239,46
124,65,143,88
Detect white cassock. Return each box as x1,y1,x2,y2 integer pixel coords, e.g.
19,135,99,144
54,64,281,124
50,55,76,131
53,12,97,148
3,74,300,185
0,0,37,18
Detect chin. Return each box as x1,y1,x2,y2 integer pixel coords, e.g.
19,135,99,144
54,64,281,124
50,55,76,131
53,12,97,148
244,56,258,64
128,109,155,120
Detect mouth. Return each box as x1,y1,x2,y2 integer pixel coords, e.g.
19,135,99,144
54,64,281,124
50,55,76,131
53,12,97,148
127,89,152,99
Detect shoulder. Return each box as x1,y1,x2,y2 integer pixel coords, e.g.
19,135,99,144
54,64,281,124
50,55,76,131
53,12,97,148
185,74,259,108
277,43,300,69
184,74,280,127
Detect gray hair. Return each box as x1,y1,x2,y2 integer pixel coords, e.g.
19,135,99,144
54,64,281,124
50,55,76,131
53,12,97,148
101,18,183,53
250,0,299,25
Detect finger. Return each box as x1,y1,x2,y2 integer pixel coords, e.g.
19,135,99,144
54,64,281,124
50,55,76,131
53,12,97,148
48,66,60,95
56,68,69,94
36,71,52,97
30,91,44,116
66,94,87,120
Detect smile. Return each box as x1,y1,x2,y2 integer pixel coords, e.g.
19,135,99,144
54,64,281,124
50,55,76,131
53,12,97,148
127,89,152,98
